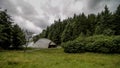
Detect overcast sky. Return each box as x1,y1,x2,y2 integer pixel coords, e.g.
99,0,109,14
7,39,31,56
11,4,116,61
0,0,120,34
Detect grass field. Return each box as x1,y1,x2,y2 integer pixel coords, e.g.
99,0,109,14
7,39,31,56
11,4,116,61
0,48,120,68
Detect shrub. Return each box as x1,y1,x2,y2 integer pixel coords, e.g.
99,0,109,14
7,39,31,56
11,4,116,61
91,40,111,53
62,41,85,53
110,36,120,53
62,35,120,53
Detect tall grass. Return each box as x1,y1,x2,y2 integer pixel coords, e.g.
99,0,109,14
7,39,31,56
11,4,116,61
0,48,120,68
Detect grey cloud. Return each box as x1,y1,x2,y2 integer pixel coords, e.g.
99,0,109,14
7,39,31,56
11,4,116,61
88,0,103,9
0,0,48,34
20,14,50,29
88,0,120,12
16,0,38,15
16,0,51,30
28,18,49,29
0,0,120,34
0,0,18,15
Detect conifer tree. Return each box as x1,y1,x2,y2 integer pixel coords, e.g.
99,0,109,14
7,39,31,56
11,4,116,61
113,5,120,35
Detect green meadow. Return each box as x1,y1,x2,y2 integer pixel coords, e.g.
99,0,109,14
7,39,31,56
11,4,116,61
0,48,120,68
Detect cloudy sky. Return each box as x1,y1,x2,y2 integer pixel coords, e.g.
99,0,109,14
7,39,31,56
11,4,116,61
0,0,120,34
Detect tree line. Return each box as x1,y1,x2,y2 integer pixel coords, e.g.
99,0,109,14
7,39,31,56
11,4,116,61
0,9,26,50
33,5,120,45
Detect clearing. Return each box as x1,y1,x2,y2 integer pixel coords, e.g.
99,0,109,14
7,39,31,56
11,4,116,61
0,48,120,68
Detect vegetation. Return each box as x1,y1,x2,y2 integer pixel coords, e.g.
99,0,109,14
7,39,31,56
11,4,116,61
62,35,120,53
33,5,120,53
62,41,85,53
0,9,26,50
0,49,120,68
0,2,119,68
34,5,120,44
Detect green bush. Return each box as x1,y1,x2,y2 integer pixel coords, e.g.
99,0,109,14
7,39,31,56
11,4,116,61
91,40,111,53
62,41,85,53
110,36,120,53
62,35,120,53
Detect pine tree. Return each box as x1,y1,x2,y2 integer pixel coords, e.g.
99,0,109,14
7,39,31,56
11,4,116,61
0,9,13,49
61,20,73,42
95,5,114,35
0,9,26,49
12,25,26,49
87,14,96,35
113,4,120,35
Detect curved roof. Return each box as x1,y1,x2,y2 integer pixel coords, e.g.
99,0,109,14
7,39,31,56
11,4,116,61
33,38,56,48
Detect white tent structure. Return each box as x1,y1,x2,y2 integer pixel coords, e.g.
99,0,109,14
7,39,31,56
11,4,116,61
31,38,56,48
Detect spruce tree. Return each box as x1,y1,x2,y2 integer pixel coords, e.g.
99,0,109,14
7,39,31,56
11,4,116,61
0,9,13,49
113,4,120,35
12,25,26,49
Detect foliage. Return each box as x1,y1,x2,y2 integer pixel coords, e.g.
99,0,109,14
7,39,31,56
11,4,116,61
12,25,26,49
113,4,120,35
62,41,85,53
0,10,13,49
34,5,120,45
62,35,120,53
0,9,26,49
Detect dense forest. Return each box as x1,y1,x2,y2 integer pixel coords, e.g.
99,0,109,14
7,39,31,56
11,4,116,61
0,9,26,49
34,5,120,44
33,5,120,53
